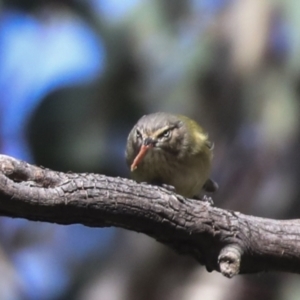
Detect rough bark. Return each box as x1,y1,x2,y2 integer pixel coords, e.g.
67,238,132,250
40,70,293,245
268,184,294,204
0,154,299,278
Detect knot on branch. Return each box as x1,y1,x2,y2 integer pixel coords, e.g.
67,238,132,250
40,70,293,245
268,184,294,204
0,155,62,187
0,155,15,176
218,245,242,278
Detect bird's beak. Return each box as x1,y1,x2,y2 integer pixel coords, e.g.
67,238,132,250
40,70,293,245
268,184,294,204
130,138,154,171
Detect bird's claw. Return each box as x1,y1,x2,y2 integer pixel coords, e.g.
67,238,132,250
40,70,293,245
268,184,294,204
140,182,176,193
202,195,214,205
193,194,214,206
161,183,176,193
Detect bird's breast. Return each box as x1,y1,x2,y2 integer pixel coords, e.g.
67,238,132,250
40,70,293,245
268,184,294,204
131,148,211,198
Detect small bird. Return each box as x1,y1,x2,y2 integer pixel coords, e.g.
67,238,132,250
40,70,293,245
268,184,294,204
125,112,217,198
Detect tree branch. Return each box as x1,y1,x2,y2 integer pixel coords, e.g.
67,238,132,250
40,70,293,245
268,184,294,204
0,154,299,277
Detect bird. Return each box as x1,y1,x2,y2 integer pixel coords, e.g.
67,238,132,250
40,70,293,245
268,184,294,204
125,112,217,198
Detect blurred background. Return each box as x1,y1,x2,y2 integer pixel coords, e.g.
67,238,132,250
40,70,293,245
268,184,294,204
0,0,299,299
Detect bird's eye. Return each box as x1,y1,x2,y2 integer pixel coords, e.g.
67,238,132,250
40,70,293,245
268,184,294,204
163,130,170,138
135,129,142,139
159,129,171,139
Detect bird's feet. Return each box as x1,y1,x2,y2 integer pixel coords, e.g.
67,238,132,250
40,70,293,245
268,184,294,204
140,181,176,193
193,194,214,206
161,183,176,193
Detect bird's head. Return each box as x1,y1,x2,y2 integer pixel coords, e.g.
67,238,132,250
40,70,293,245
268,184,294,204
126,112,209,171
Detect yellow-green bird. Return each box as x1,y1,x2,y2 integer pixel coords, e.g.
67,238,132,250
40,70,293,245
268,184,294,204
125,112,217,198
